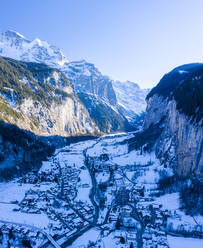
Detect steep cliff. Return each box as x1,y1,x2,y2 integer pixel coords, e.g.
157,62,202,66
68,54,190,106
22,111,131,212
62,60,133,132
63,60,117,106
143,63,203,179
0,57,98,136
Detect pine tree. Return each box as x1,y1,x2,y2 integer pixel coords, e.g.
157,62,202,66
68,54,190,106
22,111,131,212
7,240,11,248
116,217,120,230
9,228,13,240
120,236,125,244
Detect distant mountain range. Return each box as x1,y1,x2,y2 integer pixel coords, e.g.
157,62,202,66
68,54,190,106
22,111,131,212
0,30,149,132
113,80,149,124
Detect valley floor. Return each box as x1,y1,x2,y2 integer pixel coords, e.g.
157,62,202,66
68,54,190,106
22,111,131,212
0,132,202,248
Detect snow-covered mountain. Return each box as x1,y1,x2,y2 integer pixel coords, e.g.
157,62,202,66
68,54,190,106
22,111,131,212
0,30,148,131
0,30,68,68
112,80,149,123
0,57,98,136
62,60,117,106
62,60,132,132
64,61,149,127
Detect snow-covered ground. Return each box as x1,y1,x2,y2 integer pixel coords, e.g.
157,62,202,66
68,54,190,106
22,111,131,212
0,132,202,248
69,228,100,248
112,149,157,166
168,235,203,248
0,203,49,228
0,182,52,229
0,182,36,202
153,193,180,211
153,192,203,234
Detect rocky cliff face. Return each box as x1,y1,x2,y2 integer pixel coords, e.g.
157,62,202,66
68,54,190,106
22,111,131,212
0,56,100,179
0,57,98,136
62,60,131,132
144,95,202,178
63,60,117,106
144,64,203,179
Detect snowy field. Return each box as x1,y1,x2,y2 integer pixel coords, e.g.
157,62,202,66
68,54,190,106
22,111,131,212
69,228,100,248
0,182,35,202
0,182,51,229
153,193,180,211
0,203,49,228
168,235,203,248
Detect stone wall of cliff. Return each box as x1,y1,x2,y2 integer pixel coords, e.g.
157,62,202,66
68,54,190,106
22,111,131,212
144,94,203,179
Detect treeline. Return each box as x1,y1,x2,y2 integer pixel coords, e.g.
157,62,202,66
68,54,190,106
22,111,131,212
126,120,164,152
174,71,203,125
0,121,54,180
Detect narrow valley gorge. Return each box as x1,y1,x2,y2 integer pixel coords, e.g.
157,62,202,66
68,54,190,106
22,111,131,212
0,30,202,248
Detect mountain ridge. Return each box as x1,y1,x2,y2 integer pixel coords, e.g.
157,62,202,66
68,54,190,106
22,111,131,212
0,30,149,130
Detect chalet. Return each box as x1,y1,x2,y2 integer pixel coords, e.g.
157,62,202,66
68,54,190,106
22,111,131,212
142,231,152,240
108,213,118,222
126,231,137,243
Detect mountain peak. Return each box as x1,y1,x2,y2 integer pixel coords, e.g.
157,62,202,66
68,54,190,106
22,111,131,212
0,30,69,67
3,30,26,39
113,80,140,90
0,30,149,126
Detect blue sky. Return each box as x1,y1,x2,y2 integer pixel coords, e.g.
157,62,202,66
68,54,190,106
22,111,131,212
1,0,203,88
